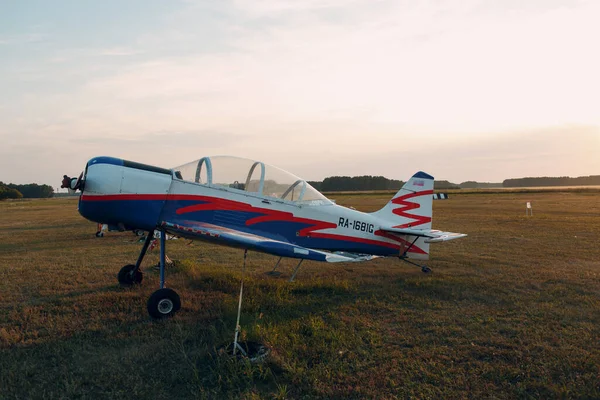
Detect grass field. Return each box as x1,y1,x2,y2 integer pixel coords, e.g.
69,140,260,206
1,191,599,399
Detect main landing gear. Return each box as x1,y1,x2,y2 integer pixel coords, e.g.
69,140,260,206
118,264,143,285
118,229,181,319
117,230,155,286
147,288,181,319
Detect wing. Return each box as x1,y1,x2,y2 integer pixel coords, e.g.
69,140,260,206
380,227,467,243
161,220,378,263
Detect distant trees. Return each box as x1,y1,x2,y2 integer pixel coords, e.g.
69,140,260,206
0,182,23,200
433,180,460,190
310,175,404,192
459,181,479,189
307,174,600,192
503,175,600,187
307,175,466,192
459,181,503,189
0,182,53,199
306,181,323,191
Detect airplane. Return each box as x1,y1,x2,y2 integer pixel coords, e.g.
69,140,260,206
62,156,466,323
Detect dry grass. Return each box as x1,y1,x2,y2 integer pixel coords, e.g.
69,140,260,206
1,192,599,399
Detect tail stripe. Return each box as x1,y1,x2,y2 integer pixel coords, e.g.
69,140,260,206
391,190,434,228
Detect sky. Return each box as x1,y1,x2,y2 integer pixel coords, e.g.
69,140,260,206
1,0,599,188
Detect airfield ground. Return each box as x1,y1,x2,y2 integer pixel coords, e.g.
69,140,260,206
1,190,599,399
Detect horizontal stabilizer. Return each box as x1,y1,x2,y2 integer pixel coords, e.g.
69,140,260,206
380,227,467,243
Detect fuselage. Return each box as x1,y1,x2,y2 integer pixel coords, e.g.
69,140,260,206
78,157,425,258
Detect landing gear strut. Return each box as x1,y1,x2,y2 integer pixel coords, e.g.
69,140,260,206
146,228,181,319
264,257,305,281
117,230,155,286
265,257,283,276
398,237,433,274
398,256,433,274
289,259,304,282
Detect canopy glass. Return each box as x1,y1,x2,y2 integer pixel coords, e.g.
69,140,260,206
173,156,331,205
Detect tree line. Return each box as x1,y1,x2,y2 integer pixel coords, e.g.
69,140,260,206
307,174,600,192
459,181,503,188
502,175,600,187
307,176,461,192
307,176,405,192
0,182,54,200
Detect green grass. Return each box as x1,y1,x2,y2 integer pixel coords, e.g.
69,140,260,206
1,192,599,399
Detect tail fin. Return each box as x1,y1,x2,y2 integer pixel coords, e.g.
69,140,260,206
371,171,434,230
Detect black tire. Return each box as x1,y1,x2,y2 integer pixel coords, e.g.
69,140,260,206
118,264,143,286
147,288,181,319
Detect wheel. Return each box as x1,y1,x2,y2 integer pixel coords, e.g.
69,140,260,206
95,231,104,237
118,264,143,286
134,230,145,236
421,266,432,274
147,288,181,319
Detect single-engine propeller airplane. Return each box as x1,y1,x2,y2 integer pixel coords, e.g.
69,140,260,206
62,155,466,322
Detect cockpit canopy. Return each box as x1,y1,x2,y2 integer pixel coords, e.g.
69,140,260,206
173,156,331,205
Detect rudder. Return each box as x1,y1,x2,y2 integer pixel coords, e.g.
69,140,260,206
371,171,434,230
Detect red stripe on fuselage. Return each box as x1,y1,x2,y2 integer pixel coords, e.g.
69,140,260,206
176,195,255,214
176,196,338,236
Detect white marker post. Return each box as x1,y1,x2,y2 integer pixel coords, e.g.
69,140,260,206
526,201,533,216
